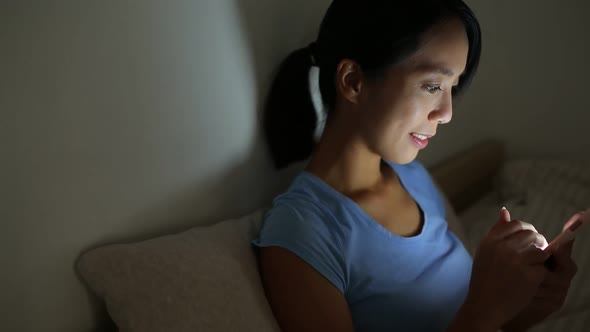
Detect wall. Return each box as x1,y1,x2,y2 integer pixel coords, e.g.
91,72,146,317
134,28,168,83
2,1,328,331
420,0,590,166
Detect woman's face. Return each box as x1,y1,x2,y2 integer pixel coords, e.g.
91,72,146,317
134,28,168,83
357,18,469,164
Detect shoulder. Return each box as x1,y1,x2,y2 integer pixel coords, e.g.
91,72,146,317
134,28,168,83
254,175,349,292
261,199,327,237
259,181,343,248
265,172,351,231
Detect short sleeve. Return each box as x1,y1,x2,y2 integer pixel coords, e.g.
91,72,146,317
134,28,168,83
252,203,347,293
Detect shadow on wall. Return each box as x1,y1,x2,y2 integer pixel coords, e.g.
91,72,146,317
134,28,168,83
78,0,330,250
79,1,329,330
99,0,333,243
104,0,330,243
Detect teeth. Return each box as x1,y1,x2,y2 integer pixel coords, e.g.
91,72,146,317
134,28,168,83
412,133,428,140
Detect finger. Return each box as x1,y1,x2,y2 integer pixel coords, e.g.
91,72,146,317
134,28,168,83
554,254,578,276
530,265,550,283
536,281,572,307
545,255,558,272
542,259,576,282
545,254,578,279
506,230,548,252
492,220,539,240
522,245,552,264
540,271,563,287
532,292,567,309
557,239,575,257
498,206,511,223
535,286,569,300
563,212,585,232
540,237,550,250
547,218,583,253
541,270,574,288
547,237,576,258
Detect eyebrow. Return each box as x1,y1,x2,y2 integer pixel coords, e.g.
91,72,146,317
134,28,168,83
414,63,456,77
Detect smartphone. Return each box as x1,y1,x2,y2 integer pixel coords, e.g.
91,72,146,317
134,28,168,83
544,211,586,270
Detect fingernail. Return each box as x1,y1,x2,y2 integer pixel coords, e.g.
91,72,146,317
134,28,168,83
502,206,507,210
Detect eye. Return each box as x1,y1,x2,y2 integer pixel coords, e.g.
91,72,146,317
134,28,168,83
425,85,443,94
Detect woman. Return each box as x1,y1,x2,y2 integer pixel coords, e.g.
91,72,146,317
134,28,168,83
253,0,577,331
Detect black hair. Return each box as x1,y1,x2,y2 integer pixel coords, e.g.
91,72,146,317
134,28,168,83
264,0,482,169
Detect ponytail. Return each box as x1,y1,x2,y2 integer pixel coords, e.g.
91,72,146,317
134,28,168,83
263,46,319,169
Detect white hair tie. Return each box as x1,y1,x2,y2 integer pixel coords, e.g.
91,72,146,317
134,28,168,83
308,65,327,143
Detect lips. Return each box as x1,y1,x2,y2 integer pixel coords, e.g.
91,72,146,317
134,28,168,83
410,133,431,149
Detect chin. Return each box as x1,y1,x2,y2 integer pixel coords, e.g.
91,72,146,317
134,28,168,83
398,154,418,165
383,148,418,165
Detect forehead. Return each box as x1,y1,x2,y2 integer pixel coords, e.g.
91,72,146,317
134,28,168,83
401,18,470,76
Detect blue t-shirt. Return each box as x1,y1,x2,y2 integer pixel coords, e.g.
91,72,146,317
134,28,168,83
253,160,472,331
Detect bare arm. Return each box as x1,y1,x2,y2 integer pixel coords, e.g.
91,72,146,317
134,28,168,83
259,246,355,332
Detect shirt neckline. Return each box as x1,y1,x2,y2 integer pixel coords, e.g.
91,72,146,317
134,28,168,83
299,161,429,244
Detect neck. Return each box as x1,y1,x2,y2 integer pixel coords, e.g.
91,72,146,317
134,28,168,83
305,113,394,195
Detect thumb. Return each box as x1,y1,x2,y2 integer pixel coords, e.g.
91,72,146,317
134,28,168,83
563,211,586,232
498,206,511,224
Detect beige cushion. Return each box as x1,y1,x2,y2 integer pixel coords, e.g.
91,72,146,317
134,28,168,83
77,209,280,332
499,160,590,207
441,193,470,254
433,181,470,253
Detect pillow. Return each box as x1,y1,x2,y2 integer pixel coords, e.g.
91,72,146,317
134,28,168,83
499,160,590,207
434,182,470,253
77,209,281,332
443,193,472,254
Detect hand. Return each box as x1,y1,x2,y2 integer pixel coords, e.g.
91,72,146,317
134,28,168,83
503,215,579,332
463,208,550,330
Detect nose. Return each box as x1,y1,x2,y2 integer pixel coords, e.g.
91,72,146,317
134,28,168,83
429,91,453,125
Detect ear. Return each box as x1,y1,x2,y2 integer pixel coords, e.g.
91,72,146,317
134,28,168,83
335,59,364,105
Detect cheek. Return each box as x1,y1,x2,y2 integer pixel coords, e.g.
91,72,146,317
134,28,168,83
367,106,414,152
384,99,423,136
362,82,430,144
358,93,396,135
